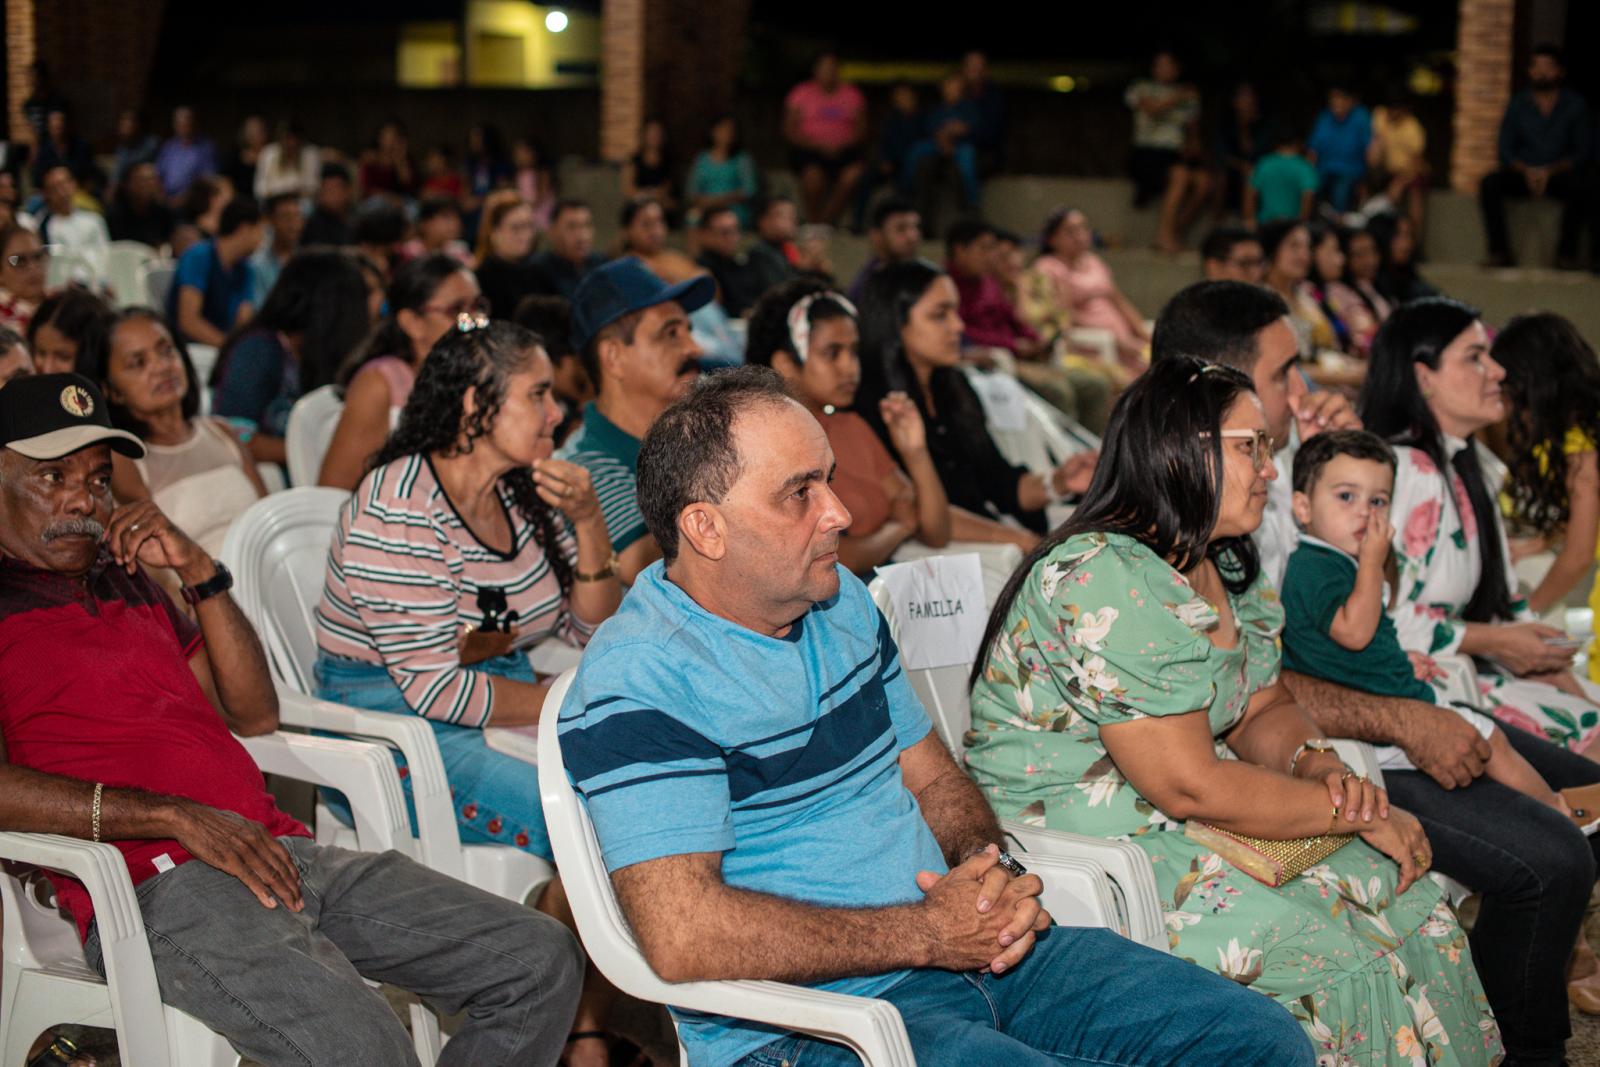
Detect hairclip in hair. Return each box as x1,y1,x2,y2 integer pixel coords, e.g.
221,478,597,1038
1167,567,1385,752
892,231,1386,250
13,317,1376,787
786,291,858,363
1185,361,1230,384
457,310,490,333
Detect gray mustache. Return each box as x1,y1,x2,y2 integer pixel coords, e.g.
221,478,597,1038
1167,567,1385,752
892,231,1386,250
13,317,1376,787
42,517,105,542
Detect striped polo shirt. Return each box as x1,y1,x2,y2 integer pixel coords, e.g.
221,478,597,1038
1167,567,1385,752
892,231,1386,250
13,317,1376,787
555,401,648,553
315,454,593,726
559,562,944,1066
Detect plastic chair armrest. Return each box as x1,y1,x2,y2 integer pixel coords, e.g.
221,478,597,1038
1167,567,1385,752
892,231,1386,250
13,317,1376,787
0,832,168,1062
655,979,916,1067
273,687,465,878
236,732,410,856
1001,820,1166,952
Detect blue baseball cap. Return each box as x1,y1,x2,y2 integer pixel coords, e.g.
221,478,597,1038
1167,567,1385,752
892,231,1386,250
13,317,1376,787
570,256,715,355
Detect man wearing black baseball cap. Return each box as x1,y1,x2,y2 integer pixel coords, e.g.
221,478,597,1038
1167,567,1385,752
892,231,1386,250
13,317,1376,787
558,256,715,583
0,374,584,1062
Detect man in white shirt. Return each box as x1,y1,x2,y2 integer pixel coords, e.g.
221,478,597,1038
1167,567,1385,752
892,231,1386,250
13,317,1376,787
38,165,108,286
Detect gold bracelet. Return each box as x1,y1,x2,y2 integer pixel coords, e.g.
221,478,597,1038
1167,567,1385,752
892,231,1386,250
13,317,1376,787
91,782,103,843
1328,803,1342,834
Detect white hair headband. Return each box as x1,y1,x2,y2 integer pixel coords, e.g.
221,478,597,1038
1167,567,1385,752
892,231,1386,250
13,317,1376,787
786,291,858,363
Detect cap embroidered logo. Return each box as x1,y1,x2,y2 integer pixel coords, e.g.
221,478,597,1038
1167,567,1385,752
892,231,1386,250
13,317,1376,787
59,385,93,418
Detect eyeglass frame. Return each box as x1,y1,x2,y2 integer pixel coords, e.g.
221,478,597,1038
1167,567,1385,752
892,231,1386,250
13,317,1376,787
1207,428,1278,471
4,248,50,269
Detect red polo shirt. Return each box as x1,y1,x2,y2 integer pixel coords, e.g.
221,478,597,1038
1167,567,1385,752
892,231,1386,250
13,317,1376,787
0,553,308,940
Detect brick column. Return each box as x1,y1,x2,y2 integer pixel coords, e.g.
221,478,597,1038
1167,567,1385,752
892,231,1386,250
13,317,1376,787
599,0,645,164
1451,0,1516,194
6,0,37,144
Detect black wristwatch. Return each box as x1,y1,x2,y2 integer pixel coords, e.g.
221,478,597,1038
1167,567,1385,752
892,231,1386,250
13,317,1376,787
180,560,234,606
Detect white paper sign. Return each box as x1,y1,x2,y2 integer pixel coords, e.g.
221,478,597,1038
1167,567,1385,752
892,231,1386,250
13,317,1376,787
874,553,987,671
965,370,1030,433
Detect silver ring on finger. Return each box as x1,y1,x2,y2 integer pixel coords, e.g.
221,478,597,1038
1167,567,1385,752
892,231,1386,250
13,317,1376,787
129,522,140,533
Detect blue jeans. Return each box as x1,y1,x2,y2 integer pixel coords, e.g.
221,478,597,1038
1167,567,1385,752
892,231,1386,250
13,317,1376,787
313,651,553,861
1386,724,1600,1066
1318,171,1361,212
736,926,1313,1067
902,139,980,208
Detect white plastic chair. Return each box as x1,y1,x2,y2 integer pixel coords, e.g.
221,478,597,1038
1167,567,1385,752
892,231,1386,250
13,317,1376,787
537,669,1139,1066
0,728,427,1067
105,241,159,308
284,384,345,488
865,570,1167,952
1064,327,1118,367
220,488,555,906
44,247,98,290
145,264,176,309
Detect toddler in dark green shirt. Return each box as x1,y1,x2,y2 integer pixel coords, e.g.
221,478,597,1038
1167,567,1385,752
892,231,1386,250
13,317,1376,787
1282,430,1577,815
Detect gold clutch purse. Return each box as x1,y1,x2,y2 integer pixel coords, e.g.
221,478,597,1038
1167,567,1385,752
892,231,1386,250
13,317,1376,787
1184,821,1355,887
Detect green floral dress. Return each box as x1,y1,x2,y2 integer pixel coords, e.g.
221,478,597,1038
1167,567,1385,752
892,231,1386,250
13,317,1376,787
967,532,1501,1066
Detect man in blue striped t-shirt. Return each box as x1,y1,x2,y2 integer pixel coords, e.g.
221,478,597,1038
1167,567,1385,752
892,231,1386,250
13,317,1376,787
558,367,1313,1067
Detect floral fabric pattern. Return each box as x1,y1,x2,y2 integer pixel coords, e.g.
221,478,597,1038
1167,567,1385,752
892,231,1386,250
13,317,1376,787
967,531,1500,1066
1390,442,1600,751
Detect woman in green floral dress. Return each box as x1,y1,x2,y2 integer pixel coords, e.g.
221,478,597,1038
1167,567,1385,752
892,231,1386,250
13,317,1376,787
967,356,1501,1066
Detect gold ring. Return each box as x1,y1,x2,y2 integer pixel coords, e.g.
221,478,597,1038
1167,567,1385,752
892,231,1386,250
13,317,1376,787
1414,852,1429,867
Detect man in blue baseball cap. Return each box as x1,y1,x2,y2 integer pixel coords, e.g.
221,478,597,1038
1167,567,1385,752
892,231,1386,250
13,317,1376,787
558,256,715,584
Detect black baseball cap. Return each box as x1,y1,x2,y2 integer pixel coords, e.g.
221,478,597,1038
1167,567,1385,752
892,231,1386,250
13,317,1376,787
571,256,715,354
0,373,145,460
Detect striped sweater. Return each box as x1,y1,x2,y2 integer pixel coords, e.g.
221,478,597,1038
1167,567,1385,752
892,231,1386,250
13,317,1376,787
314,454,592,726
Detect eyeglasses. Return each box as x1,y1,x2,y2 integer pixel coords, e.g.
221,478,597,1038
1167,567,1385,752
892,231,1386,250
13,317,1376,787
1226,254,1264,270
5,249,48,269
422,295,490,320
1212,428,1277,471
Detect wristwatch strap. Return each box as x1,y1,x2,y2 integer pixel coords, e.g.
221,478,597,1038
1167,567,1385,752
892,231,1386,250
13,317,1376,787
180,560,234,606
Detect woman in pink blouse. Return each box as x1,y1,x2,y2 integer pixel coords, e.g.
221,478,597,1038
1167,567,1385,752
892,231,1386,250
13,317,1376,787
1031,206,1150,376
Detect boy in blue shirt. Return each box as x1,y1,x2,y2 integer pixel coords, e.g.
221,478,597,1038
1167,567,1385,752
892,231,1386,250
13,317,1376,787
559,366,1312,1067
1281,429,1595,823
1306,85,1372,212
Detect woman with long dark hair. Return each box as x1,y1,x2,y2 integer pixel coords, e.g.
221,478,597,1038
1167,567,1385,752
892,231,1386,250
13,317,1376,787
1496,314,1600,632
1260,219,1339,355
1361,298,1600,753
29,286,112,374
1325,226,1391,357
211,248,373,466
854,259,1091,538
93,307,266,556
317,252,483,488
967,355,1496,1064
313,318,619,1056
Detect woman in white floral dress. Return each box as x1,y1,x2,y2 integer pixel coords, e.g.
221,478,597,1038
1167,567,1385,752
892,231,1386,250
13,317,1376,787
968,356,1500,1066
1359,298,1600,757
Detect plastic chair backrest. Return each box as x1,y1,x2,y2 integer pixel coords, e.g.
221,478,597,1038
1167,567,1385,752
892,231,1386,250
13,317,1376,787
537,670,682,1005
285,385,345,488
867,570,974,758
44,248,97,290
1,866,86,979
145,264,176,309
221,487,350,693
105,242,158,307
